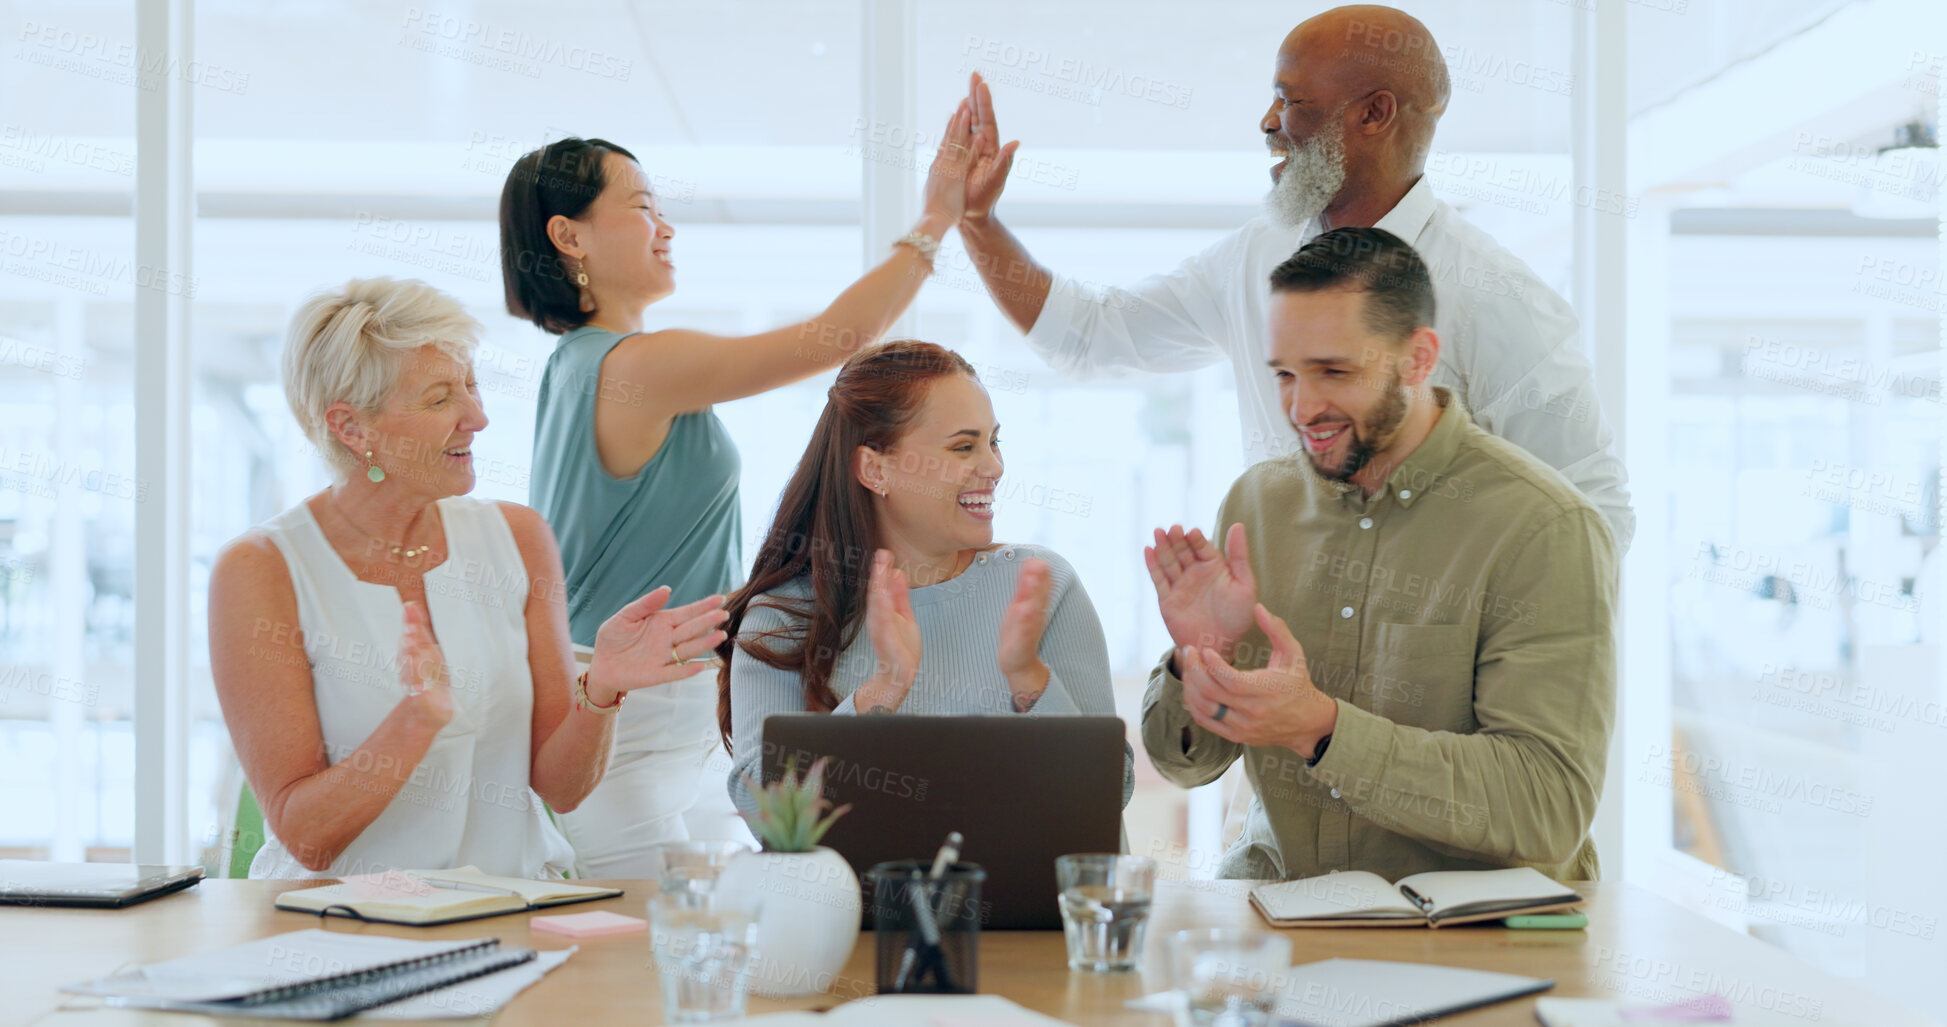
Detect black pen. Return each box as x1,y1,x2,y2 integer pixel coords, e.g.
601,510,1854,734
894,832,963,992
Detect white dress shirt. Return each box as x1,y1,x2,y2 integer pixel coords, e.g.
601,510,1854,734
1022,175,1634,548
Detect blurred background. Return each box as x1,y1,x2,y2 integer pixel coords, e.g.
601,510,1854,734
0,0,1940,1014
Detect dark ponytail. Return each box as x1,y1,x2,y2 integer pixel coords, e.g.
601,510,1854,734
498,136,638,335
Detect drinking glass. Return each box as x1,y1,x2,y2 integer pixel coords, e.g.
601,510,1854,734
1055,853,1157,972
648,889,763,1023
1166,928,1291,1027
646,840,754,897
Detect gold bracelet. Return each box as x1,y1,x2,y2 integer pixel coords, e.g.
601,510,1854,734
574,670,623,714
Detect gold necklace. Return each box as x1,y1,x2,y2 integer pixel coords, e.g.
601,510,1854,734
328,498,442,562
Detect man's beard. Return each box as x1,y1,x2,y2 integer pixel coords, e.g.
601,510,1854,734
1304,369,1409,484
1264,120,1348,231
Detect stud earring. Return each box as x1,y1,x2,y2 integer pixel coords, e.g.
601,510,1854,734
366,450,385,484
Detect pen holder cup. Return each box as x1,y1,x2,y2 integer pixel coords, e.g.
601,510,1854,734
864,860,985,995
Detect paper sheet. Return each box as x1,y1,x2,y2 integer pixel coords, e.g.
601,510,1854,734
1131,957,1549,1027
725,995,1078,1026
1535,996,1811,1027
361,948,573,1020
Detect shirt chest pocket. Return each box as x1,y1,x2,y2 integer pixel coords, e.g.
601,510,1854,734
1360,622,1477,733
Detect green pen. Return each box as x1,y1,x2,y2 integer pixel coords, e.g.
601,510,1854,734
1504,913,1588,929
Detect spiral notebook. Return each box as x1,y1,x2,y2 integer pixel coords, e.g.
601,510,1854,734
63,929,538,1020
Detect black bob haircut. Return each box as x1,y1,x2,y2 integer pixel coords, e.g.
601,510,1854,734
499,136,639,336
1268,227,1436,343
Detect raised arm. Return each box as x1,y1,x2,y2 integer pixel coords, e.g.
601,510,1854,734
208,535,450,873
958,71,1235,380
606,105,974,418
957,72,1044,333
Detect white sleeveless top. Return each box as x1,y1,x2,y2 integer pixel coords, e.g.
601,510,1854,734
249,495,577,880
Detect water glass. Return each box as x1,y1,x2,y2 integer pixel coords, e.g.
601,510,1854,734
647,840,754,897
648,890,763,1023
1166,928,1291,1027
1055,853,1157,972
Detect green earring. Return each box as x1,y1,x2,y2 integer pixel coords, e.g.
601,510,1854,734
365,450,385,484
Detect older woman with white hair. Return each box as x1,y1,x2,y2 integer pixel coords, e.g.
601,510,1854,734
207,276,728,879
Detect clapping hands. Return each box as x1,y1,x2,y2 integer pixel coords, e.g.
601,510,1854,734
584,586,729,705
996,557,1054,711
1177,603,1334,755
1144,523,1258,663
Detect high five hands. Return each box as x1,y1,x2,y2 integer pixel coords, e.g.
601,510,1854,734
1144,524,1336,758
922,100,977,228
964,71,1020,222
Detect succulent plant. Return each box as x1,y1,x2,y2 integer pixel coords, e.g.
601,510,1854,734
740,755,852,853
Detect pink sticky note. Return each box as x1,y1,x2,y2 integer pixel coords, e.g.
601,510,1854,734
530,910,648,938
1618,995,1735,1022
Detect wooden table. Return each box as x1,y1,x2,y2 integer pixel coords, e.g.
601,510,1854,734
10,879,1937,1026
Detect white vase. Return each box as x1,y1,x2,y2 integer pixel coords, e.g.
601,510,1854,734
717,846,862,997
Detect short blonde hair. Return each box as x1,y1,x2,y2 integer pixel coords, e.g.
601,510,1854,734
282,277,482,478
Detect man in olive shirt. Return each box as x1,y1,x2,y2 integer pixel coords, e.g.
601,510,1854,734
1142,227,1618,882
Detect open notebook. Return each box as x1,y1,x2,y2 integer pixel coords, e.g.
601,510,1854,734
1249,867,1582,928
274,867,620,926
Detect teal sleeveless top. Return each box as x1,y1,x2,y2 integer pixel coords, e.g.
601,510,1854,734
529,325,742,646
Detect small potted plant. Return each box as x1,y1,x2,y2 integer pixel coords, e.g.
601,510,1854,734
718,756,862,997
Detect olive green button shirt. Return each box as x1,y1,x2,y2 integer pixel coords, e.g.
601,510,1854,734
1141,388,1619,883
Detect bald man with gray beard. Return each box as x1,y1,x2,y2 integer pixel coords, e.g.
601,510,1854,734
953,4,1633,548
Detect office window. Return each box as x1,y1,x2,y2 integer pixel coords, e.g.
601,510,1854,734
0,4,141,861
1634,2,1943,1009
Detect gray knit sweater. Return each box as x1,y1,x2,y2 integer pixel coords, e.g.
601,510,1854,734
725,543,1134,815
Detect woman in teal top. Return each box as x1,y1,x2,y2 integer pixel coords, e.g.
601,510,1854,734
499,111,981,876
530,348,741,645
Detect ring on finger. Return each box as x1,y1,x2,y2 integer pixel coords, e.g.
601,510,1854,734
1212,703,1230,723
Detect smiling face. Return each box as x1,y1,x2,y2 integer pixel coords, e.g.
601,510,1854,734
559,152,676,308
1268,288,1434,484
860,374,1003,565
335,345,488,498
1261,28,1354,228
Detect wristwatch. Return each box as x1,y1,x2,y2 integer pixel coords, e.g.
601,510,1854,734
1305,733,1332,767
574,670,624,715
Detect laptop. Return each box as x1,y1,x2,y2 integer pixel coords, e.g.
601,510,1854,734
0,859,204,908
761,714,1125,930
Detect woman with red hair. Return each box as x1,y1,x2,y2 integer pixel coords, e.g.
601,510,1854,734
717,341,1132,814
